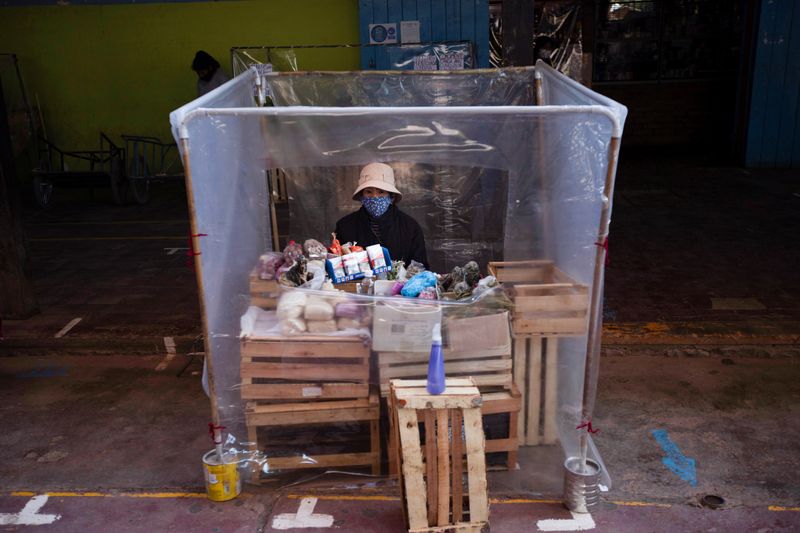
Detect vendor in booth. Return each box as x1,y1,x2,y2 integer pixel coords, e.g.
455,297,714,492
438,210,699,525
335,162,429,268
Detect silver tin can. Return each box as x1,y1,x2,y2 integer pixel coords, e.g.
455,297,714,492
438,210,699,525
563,457,601,513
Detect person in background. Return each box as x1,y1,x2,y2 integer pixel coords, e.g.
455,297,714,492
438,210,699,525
335,162,428,268
191,50,229,97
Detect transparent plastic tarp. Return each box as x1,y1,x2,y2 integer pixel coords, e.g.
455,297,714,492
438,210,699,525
171,63,626,489
232,42,474,77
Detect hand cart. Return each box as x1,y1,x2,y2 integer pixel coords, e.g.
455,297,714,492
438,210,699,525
32,132,125,208
122,134,184,205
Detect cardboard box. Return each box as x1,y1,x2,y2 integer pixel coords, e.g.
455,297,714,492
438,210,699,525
445,311,512,355
372,302,442,353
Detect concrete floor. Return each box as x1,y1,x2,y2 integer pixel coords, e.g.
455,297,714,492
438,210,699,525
2,149,800,531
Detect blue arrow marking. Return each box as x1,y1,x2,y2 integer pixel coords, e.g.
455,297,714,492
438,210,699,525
651,429,697,486
17,366,68,379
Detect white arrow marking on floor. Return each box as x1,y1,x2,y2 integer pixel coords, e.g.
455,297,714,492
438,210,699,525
537,511,595,531
164,247,189,255
0,495,61,525
155,337,177,371
272,497,334,529
54,317,82,338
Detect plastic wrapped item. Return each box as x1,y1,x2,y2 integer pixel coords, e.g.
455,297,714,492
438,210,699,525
257,252,284,280
303,239,327,260
171,63,626,489
401,271,439,298
282,241,303,264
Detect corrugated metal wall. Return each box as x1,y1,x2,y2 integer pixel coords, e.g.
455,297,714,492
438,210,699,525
359,0,489,69
746,0,800,168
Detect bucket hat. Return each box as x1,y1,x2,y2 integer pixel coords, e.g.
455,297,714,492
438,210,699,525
352,162,402,202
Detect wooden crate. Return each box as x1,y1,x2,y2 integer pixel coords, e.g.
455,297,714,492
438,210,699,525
512,335,559,445
241,334,379,476
379,313,519,471
380,343,520,473
390,379,489,533
249,271,279,310
488,260,589,336
246,391,380,476
241,334,370,403
376,346,513,397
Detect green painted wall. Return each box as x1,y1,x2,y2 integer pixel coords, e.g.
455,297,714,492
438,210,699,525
0,1,359,150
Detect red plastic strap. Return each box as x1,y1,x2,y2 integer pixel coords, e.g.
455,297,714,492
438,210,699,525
595,238,610,266
208,423,226,444
576,421,600,434
185,232,207,266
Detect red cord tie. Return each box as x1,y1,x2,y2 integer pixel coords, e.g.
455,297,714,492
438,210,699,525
595,238,610,266
186,233,207,266
576,421,600,434
208,423,226,444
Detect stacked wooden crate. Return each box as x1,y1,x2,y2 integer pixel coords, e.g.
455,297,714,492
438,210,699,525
389,378,489,533
378,311,521,471
240,334,380,478
488,260,589,445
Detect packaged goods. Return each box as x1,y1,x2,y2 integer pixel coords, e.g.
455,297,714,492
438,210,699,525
334,301,361,319
328,232,342,255
356,251,371,273
282,240,304,263
401,271,438,298
304,296,335,321
343,253,360,276
391,281,405,295
418,286,437,300
307,319,337,334
276,291,307,319
328,256,346,279
303,239,327,260
257,252,284,280
374,279,395,296
366,244,386,269
281,317,307,335
372,303,442,352
336,317,362,330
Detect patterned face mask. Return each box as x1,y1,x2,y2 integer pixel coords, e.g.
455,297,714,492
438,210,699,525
361,195,392,218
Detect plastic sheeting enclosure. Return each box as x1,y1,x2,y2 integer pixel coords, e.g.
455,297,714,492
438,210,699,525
170,63,626,488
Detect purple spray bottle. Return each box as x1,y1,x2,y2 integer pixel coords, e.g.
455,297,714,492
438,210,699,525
426,322,445,395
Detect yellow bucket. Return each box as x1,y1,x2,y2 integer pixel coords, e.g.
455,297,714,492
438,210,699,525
202,449,241,502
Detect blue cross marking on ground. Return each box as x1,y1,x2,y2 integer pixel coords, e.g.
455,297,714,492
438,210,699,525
651,429,697,486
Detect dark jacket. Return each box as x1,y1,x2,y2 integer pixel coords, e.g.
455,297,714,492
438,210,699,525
335,205,428,268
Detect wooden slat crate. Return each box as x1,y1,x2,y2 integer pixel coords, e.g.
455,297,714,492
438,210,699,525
381,345,520,473
241,334,379,476
380,313,520,471
246,391,380,475
390,379,489,533
241,334,370,403
488,260,589,336
376,346,513,396
513,335,559,445
249,271,279,310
